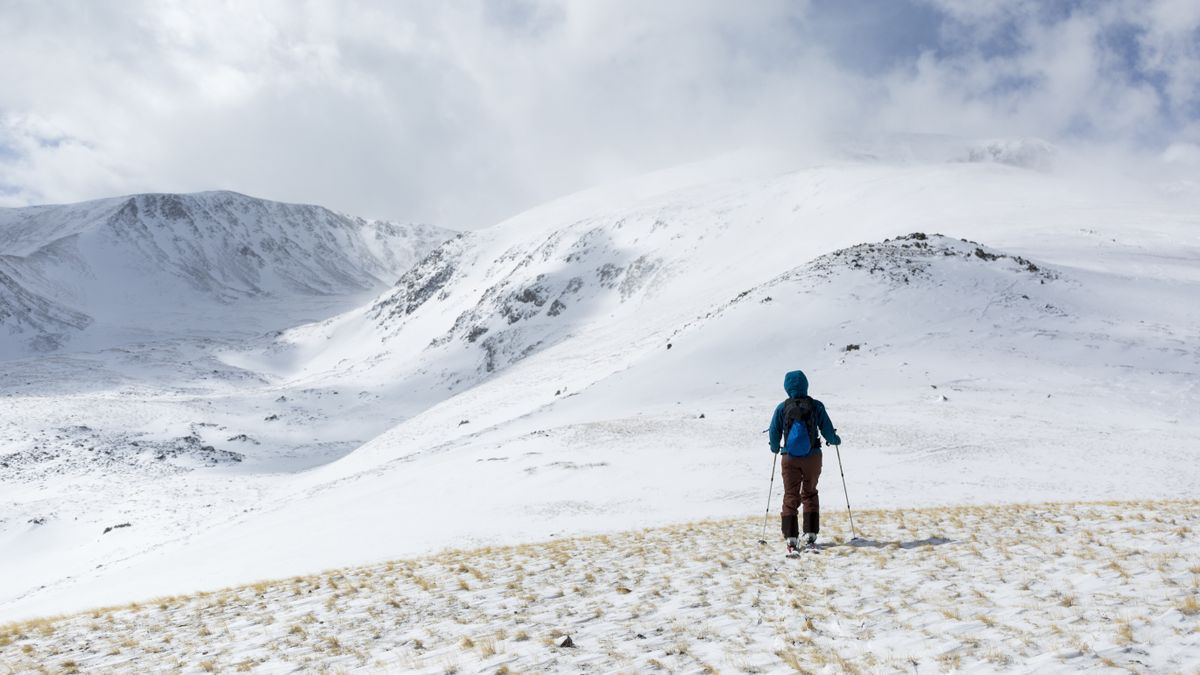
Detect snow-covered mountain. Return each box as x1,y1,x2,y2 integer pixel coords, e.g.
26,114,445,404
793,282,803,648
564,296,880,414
0,191,451,356
2,154,1199,623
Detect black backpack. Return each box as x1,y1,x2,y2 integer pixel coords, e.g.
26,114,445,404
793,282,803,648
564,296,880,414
781,396,821,455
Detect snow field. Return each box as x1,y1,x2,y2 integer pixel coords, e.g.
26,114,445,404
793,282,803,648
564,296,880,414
1,499,1196,673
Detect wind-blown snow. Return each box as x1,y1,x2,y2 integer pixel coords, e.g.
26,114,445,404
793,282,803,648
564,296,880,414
1,155,1198,630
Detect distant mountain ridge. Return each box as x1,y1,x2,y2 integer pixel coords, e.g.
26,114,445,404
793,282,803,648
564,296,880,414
0,191,452,356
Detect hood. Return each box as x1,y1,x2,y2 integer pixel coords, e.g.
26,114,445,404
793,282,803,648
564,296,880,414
784,369,808,398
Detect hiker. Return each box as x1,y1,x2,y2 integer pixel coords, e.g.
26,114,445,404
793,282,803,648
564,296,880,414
768,369,841,554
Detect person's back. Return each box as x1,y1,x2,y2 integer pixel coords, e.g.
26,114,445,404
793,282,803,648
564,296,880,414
768,369,841,553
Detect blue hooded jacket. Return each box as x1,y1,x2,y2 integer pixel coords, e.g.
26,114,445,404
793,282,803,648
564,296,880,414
768,369,841,455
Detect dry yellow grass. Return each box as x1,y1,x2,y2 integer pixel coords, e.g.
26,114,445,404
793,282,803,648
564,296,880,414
0,499,1195,673
1178,594,1200,616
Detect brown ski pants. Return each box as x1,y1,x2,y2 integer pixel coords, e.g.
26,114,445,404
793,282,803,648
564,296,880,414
780,452,822,536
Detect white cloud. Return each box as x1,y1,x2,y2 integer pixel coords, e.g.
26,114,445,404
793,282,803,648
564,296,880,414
0,0,1197,226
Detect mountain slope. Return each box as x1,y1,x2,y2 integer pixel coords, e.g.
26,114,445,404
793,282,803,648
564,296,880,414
2,157,1199,621
249,164,1055,386
245,160,1198,463
0,191,451,356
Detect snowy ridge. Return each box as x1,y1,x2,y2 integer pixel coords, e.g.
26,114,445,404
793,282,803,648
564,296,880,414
962,138,1057,170
1,500,1196,673
267,160,1115,399
0,191,451,356
668,232,1058,343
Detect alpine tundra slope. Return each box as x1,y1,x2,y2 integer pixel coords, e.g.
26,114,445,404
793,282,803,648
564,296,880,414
1,144,1198,621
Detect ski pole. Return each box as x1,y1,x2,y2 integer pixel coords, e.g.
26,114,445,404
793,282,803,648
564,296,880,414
833,443,858,540
758,451,779,544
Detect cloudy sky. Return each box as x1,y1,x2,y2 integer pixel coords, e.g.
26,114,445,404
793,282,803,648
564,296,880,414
1,0,1198,227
